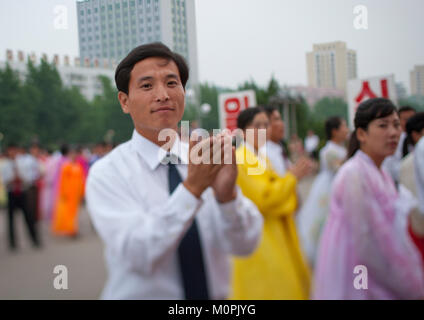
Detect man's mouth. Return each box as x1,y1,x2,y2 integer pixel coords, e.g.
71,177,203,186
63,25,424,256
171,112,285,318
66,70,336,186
152,106,175,113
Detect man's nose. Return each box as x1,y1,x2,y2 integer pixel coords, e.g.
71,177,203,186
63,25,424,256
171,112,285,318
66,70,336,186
155,84,170,102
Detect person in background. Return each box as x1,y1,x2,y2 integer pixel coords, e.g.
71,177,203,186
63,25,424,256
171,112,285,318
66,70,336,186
0,151,8,207
399,114,424,263
304,130,320,160
51,145,85,238
314,98,424,299
1,143,41,251
297,116,349,268
382,106,416,185
400,112,424,197
231,106,313,300
288,133,304,163
76,145,89,179
259,105,291,177
89,142,107,167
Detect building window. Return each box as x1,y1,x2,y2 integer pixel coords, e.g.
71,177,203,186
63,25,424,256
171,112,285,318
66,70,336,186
87,9,91,14
80,10,84,16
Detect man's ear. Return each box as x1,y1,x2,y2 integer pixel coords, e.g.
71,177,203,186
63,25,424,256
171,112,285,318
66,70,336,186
118,91,130,114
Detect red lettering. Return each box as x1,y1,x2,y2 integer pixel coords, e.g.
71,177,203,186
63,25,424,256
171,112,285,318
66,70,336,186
355,81,377,103
380,79,389,98
224,98,241,113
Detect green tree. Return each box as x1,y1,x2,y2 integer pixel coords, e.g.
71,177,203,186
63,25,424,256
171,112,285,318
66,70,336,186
198,82,220,131
95,76,133,144
399,95,424,112
312,97,348,123
0,63,36,146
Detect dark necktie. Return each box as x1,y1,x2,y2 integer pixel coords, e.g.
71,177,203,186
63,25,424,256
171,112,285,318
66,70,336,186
168,161,210,300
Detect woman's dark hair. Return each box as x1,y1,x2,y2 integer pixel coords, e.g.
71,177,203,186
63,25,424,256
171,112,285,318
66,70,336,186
60,144,69,156
115,42,189,94
325,116,343,141
237,106,266,130
347,98,397,158
403,112,424,157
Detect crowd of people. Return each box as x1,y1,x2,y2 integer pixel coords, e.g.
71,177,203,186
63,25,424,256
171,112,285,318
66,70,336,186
2,42,424,300
0,142,113,250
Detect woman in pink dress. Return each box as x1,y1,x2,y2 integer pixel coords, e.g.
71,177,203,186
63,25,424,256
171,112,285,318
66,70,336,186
314,98,424,299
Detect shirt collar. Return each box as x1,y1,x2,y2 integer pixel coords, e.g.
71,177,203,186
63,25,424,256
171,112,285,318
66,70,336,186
131,130,189,171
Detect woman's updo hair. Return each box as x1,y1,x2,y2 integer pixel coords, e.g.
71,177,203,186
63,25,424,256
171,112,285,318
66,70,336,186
347,98,397,158
237,106,266,130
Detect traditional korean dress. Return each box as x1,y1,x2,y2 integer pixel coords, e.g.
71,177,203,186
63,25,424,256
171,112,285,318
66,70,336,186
297,141,347,267
313,150,424,299
51,159,85,236
231,143,311,300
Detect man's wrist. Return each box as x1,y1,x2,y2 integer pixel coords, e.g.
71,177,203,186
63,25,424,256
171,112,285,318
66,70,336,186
216,188,237,203
183,180,204,199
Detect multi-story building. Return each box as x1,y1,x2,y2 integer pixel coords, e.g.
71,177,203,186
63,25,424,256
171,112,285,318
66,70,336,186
2,50,114,101
76,0,199,86
306,41,357,92
410,65,424,96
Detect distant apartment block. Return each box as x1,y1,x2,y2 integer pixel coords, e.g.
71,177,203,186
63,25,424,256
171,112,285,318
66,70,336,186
306,41,357,92
410,65,424,96
76,0,199,86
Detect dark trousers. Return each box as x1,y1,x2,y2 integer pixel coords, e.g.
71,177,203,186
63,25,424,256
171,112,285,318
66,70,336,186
7,190,40,250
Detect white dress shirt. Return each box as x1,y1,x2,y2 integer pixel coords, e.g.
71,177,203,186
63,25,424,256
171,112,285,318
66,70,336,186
86,130,263,300
304,135,319,154
1,154,40,191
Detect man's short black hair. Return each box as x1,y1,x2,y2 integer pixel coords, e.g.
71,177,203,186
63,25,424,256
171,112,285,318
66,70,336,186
262,105,277,118
398,105,416,114
115,42,189,94
325,116,343,140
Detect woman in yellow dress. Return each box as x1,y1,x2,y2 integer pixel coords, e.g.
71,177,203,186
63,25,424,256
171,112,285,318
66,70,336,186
231,106,313,299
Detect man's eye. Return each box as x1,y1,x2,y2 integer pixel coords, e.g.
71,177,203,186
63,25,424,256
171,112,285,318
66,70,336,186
168,81,178,86
379,124,387,128
141,83,152,89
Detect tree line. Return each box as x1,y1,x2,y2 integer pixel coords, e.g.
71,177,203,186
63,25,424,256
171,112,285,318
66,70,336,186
1,60,422,151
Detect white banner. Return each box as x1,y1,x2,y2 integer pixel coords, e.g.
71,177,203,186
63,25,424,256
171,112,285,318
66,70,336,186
218,90,256,130
347,75,397,128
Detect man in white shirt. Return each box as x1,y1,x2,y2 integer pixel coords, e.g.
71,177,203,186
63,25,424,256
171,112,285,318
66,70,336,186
1,144,41,251
259,106,290,176
85,42,263,300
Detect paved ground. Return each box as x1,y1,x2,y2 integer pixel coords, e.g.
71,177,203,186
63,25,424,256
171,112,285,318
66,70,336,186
0,176,315,300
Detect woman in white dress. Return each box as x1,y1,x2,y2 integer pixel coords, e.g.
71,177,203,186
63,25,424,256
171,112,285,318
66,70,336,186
297,116,350,268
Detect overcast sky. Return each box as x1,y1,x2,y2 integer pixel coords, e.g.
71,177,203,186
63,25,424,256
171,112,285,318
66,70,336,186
0,0,423,92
